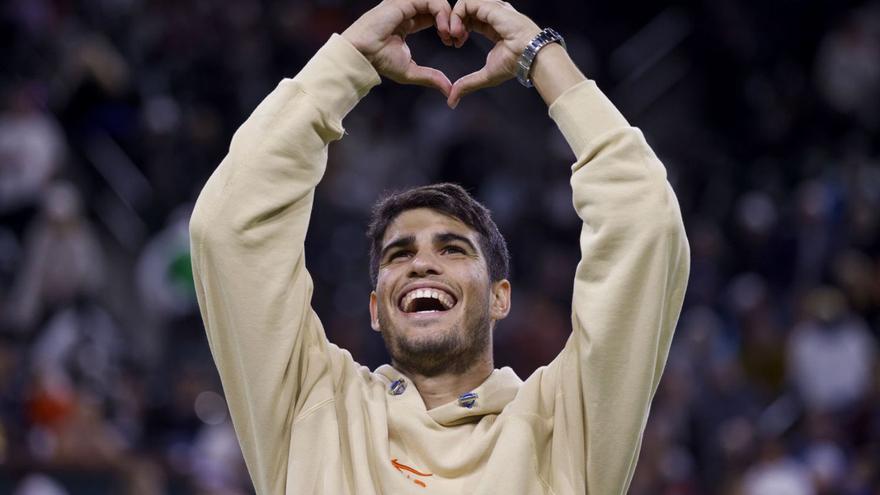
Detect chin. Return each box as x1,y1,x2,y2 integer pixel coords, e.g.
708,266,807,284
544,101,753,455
402,324,457,346
377,304,491,377
390,315,460,347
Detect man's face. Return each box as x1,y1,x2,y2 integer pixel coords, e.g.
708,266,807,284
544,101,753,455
369,208,511,377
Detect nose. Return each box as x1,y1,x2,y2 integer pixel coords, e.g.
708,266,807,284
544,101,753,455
408,250,442,278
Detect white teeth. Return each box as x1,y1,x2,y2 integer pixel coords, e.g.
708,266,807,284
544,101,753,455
400,288,455,312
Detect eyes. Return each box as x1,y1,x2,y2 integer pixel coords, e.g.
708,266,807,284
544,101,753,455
386,245,467,262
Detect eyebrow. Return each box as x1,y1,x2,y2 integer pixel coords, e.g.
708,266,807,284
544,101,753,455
380,232,479,261
434,232,478,254
380,235,415,261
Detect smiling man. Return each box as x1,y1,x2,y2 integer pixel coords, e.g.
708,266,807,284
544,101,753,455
189,0,690,494
367,186,512,405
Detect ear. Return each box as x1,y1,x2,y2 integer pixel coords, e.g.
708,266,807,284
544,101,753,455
369,291,381,332
489,279,511,321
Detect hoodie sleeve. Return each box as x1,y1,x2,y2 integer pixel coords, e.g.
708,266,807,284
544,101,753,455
541,80,690,494
188,34,380,495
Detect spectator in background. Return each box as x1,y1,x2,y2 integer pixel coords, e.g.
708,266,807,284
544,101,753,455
0,83,64,218
740,439,815,495
136,205,197,319
13,473,69,495
787,287,877,414
3,182,105,333
814,2,880,131
135,204,199,357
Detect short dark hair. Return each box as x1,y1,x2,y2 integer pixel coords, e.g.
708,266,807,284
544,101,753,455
367,183,510,286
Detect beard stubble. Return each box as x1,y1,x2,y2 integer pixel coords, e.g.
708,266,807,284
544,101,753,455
377,296,492,377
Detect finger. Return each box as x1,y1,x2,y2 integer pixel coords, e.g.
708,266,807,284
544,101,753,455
452,0,497,29
465,18,500,42
447,66,499,108
403,0,453,46
399,60,452,97
452,0,503,47
402,14,435,36
452,27,469,49
432,2,452,46
450,0,469,47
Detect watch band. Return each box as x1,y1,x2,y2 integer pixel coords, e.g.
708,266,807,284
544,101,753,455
516,28,567,88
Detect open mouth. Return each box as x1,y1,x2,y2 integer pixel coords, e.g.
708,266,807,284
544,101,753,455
398,288,457,314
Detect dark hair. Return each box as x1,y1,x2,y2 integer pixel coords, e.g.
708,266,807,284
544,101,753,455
366,183,510,286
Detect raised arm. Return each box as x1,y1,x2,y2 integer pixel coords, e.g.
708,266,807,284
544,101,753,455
542,40,689,495
551,82,689,493
444,1,689,492
188,38,379,493
189,1,455,492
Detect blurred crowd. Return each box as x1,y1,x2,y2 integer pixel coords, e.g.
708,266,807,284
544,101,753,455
2,0,879,494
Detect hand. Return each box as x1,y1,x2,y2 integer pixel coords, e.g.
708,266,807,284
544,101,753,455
342,0,456,97
447,0,541,108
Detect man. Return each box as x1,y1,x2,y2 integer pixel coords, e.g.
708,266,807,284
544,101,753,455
189,0,690,493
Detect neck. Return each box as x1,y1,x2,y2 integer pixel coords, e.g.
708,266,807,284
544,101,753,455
396,352,494,410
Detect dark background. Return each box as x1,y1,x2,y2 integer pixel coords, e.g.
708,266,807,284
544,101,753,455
1,0,879,493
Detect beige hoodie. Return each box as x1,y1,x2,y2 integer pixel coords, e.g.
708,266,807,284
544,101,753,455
190,34,690,495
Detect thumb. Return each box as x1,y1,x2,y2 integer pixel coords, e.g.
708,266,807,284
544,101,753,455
447,66,496,109
397,60,452,97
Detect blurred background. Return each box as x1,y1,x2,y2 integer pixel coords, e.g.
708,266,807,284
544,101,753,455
2,0,879,493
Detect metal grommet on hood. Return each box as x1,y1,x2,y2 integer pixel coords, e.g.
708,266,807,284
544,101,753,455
389,378,407,396
458,392,478,409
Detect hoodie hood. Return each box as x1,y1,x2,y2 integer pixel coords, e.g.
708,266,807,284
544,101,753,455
375,365,524,427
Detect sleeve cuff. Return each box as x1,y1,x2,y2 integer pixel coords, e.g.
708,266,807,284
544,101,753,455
292,33,382,123
548,80,631,161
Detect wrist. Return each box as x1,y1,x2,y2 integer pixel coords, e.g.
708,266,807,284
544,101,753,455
530,43,586,106
514,24,542,53
341,25,382,66
515,28,566,88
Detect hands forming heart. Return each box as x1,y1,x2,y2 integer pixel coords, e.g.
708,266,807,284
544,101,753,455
342,0,541,109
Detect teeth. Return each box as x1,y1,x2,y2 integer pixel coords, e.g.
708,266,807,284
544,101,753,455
400,288,455,312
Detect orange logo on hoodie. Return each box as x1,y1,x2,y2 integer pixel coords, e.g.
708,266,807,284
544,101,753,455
391,458,433,488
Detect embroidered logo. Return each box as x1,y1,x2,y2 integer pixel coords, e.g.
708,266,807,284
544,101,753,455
391,458,433,488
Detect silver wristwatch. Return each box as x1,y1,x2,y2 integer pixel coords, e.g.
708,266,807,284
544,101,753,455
516,28,567,88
